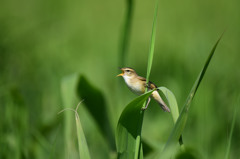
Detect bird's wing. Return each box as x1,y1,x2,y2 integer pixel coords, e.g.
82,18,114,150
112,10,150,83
138,76,157,89
149,81,157,89
138,76,147,82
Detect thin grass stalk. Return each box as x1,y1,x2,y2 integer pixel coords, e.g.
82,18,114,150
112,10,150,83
135,0,159,158
145,0,159,88
75,110,91,159
119,0,133,66
224,96,239,159
159,33,224,159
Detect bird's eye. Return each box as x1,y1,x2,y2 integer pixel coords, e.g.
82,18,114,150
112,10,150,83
126,70,130,72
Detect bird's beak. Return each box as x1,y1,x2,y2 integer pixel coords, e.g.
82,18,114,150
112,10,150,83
117,73,123,77
117,68,124,77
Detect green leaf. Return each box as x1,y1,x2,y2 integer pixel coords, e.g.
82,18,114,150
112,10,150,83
225,96,239,159
158,87,183,145
116,90,155,159
61,74,91,159
75,102,91,159
126,0,158,159
145,0,159,89
61,74,78,158
157,34,224,159
158,87,179,123
76,75,115,150
119,0,133,66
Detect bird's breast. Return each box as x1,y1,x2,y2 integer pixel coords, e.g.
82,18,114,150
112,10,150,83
124,78,145,95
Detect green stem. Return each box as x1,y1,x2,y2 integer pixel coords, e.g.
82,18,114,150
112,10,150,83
134,0,159,158
224,96,238,159
145,0,159,88
119,0,133,66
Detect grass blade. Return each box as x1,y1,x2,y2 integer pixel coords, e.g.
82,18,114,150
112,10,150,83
116,1,160,158
158,34,224,159
158,87,179,123
141,0,159,157
61,74,91,159
224,96,239,159
77,75,115,150
158,87,183,145
145,0,159,88
116,90,155,159
61,74,79,158
119,0,133,66
75,102,91,159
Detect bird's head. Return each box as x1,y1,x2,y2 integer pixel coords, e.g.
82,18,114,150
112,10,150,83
117,67,137,79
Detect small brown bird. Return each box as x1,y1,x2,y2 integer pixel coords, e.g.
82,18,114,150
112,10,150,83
117,67,170,112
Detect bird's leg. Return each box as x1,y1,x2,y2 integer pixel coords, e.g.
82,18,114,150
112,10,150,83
142,97,151,110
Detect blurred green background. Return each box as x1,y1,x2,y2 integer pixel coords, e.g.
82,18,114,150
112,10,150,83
1,0,240,158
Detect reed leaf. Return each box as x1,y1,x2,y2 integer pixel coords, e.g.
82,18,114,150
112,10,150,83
145,0,159,89
116,90,155,159
158,34,224,159
77,75,115,150
158,87,179,123
61,74,91,159
119,0,134,66
75,102,91,159
224,96,239,159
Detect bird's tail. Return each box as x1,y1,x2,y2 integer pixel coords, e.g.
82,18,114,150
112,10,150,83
152,91,170,112
159,100,171,112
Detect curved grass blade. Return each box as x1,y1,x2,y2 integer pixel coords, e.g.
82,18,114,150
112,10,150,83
61,74,91,159
116,90,155,159
75,102,91,159
157,34,224,159
61,74,79,158
158,87,179,123
158,87,183,145
77,75,115,150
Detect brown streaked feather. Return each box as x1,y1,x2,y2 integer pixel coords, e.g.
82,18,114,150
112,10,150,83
148,82,157,89
137,76,157,90
137,76,146,82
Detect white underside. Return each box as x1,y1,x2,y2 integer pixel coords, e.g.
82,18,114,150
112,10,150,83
123,76,144,95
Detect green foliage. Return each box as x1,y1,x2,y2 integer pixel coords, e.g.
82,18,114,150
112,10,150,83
145,0,159,87
75,102,91,159
61,74,91,159
1,0,240,159
158,34,223,159
61,74,78,158
116,90,154,159
175,147,200,159
225,96,239,159
119,0,134,66
77,75,115,150
158,87,179,124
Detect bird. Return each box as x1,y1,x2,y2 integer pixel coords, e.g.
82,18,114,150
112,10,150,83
117,67,170,112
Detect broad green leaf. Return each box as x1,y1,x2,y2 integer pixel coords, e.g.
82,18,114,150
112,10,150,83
157,34,223,159
61,74,91,159
116,90,155,159
158,87,183,146
77,75,115,150
158,87,179,123
126,1,159,158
